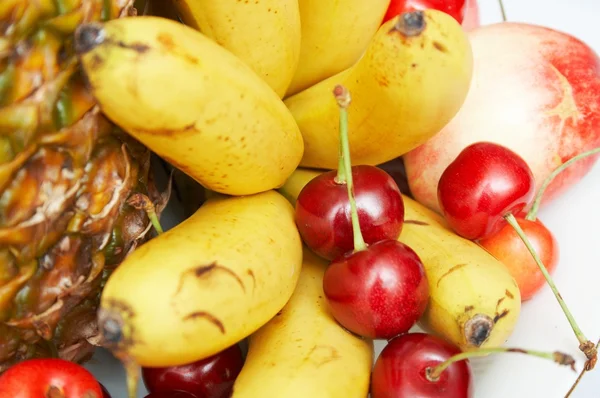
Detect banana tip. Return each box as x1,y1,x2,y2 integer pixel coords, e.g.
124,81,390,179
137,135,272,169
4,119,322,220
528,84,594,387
97,302,134,352
74,23,106,55
464,314,494,347
393,11,427,37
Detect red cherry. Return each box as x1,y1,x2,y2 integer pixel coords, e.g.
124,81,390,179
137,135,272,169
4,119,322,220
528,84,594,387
323,239,429,339
144,391,197,398
437,142,535,241
371,333,474,398
142,344,244,398
479,213,559,301
0,359,103,398
295,165,405,261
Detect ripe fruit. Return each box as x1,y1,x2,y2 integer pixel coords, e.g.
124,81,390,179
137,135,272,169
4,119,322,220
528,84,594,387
279,167,522,352
231,247,374,398
142,344,245,398
172,0,302,97
324,239,429,339
371,333,473,398
404,22,600,214
295,165,404,261
284,9,473,169
383,0,469,26
437,142,535,241
479,214,559,301
320,85,429,340
0,359,103,398
98,190,303,368
74,16,304,196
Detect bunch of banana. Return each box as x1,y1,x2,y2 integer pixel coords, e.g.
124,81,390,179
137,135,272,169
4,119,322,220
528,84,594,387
279,168,521,352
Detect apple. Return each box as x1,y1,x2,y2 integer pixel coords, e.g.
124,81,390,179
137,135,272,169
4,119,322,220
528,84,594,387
404,22,600,214
382,0,480,30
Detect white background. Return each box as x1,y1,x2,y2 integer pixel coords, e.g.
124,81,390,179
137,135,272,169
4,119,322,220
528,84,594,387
88,0,600,397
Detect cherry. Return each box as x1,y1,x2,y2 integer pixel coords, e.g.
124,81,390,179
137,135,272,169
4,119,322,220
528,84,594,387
383,0,467,25
144,391,198,398
437,141,535,241
295,165,405,261
479,213,559,301
323,239,429,339
371,333,473,398
142,344,244,398
320,85,429,340
371,332,575,398
438,142,599,364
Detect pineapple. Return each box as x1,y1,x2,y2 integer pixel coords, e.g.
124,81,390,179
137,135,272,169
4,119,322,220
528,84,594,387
0,0,161,371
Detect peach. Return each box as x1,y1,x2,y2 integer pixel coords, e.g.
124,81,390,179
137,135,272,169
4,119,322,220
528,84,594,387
404,22,600,213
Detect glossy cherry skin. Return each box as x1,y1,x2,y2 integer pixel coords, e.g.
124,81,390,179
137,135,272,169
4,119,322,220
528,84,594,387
437,142,535,241
100,383,112,398
295,165,404,261
383,0,467,24
371,333,474,398
479,213,559,301
323,239,429,339
0,358,103,398
144,391,198,398
142,344,244,398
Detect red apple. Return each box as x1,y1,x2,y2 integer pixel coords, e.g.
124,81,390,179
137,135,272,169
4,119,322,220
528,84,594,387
404,22,600,213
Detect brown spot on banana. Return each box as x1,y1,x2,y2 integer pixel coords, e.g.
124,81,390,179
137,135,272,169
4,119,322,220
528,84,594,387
505,289,515,299
433,41,449,53
493,309,510,324
436,263,467,287
174,262,246,297
73,23,150,56
133,122,197,137
183,311,226,334
305,345,341,367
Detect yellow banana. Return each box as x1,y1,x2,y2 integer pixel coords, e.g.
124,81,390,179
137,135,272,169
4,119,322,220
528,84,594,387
279,168,521,351
284,10,473,169
97,190,303,367
285,0,390,97
173,0,301,97
74,16,304,196
232,247,373,398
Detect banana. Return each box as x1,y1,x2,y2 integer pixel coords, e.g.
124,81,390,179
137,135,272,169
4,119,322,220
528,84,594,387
279,168,521,351
74,16,304,196
284,0,390,97
232,247,373,398
284,10,473,170
97,190,303,367
173,0,301,97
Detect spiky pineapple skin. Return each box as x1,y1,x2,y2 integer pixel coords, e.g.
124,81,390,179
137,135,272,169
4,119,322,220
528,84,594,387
0,0,158,371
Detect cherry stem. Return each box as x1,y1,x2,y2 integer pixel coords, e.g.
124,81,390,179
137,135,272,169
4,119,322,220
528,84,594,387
526,147,600,221
505,213,597,361
127,193,164,234
333,84,366,252
565,338,600,397
427,346,575,381
498,0,507,22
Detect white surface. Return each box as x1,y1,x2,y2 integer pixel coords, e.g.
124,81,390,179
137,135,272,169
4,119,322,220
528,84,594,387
87,1,600,397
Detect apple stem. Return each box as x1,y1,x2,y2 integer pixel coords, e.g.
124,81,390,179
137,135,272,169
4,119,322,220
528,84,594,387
333,84,367,252
127,193,164,234
526,147,600,221
426,346,575,381
505,213,597,363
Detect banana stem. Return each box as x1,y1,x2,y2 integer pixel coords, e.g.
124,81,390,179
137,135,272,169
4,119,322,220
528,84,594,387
333,85,366,252
123,359,140,398
505,213,596,361
127,193,164,234
526,147,600,221
427,346,575,381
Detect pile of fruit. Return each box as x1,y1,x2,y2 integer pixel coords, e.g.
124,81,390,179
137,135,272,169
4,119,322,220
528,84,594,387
1,0,599,397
